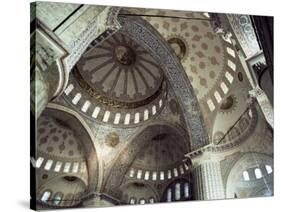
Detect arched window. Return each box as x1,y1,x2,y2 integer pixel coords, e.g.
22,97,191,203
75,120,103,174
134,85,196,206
149,197,155,203
129,169,135,177
242,171,250,181
53,193,63,205
160,171,165,180
152,105,157,115
163,180,191,202
207,99,215,111
225,71,234,83
184,182,189,198
265,165,273,174
44,160,53,171
214,91,222,103
166,188,172,202
72,162,79,173
63,162,71,173
124,113,130,125
139,199,146,204
92,106,101,118
35,157,44,168
220,82,229,94
114,113,121,124
102,111,111,122
173,168,178,177
167,170,172,179
54,161,63,172
179,165,184,175
144,171,150,180
144,109,149,120
41,191,51,203
152,171,157,181
254,168,263,179
129,197,136,204
137,170,142,179
72,93,81,105
175,183,181,200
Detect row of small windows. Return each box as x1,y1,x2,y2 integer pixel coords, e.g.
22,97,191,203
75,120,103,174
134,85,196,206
35,157,86,174
65,84,163,125
129,197,155,205
165,182,190,202
207,82,231,112
95,103,162,124
242,165,273,181
129,163,189,181
227,59,236,71
221,34,233,44
226,47,236,58
206,60,237,112
41,191,63,205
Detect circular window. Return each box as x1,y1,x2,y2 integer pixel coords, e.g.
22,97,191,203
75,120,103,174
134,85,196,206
220,96,234,110
105,132,120,147
168,38,187,60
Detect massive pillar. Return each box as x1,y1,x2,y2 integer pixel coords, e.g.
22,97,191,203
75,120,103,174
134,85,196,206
193,161,225,200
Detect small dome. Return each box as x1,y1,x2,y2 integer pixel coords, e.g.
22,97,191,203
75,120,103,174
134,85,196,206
133,132,187,170
37,115,85,159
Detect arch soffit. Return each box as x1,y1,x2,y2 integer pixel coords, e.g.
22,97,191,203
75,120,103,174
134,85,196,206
225,152,273,196
103,121,190,196
45,102,103,192
37,173,88,196
116,15,209,151
120,181,160,201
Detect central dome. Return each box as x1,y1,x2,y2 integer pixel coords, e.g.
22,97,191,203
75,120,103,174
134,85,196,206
76,32,164,104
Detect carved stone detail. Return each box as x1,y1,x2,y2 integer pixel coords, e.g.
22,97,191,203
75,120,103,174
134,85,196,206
249,86,273,128
64,7,121,72
186,103,259,157
103,124,189,199
117,15,209,151
31,21,68,118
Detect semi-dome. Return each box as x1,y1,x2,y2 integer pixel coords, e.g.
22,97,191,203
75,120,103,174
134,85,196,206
37,115,85,160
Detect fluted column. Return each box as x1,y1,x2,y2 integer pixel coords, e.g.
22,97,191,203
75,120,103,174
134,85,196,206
193,161,225,200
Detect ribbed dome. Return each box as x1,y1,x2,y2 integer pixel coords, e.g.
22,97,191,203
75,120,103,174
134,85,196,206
76,32,164,104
